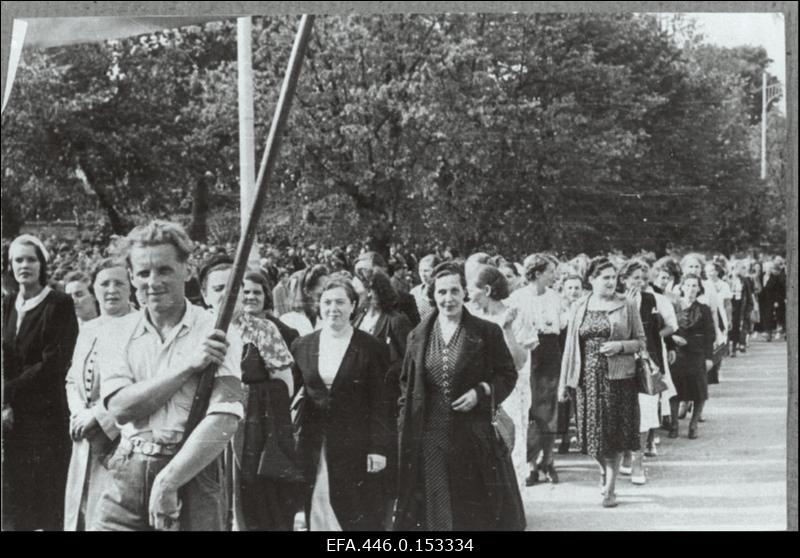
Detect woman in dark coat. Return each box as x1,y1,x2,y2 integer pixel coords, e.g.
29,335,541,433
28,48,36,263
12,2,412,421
670,274,715,440
292,276,391,531
395,263,522,531
2,234,79,531
353,270,413,529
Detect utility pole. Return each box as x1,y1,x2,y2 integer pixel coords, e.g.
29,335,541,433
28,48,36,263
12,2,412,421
238,16,259,267
761,72,783,180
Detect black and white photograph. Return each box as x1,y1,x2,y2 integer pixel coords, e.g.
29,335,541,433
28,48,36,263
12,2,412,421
0,1,796,534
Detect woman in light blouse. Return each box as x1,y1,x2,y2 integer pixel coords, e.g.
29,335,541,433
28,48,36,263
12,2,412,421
292,276,390,531
64,258,130,530
506,253,568,485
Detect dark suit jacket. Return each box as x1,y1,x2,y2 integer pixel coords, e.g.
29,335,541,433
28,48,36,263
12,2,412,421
291,329,390,531
2,290,78,530
352,309,413,495
396,291,421,327
394,309,518,531
2,290,79,428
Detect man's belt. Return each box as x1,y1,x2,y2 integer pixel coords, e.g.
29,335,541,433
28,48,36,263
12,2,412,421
120,436,181,457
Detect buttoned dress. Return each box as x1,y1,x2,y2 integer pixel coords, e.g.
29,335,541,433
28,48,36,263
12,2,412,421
64,315,123,531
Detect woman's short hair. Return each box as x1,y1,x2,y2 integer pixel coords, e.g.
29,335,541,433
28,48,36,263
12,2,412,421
320,274,359,307
124,220,194,265
678,273,705,297
523,253,551,283
680,253,706,273
617,259,645,292
64,270,91,287
499,261,520,278
427,261,468,306
475,264,510,301
365,270,398,312
197,254,234,293
653,256,682,284
90,258,129,287
287,264,330,312
419,254,441,269
244,269,274,311
585,256,617,286
9,235,49,286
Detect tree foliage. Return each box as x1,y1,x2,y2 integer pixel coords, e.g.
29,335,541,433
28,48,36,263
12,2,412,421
1,14,787,256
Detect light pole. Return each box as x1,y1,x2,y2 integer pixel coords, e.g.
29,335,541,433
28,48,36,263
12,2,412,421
761,72,783,180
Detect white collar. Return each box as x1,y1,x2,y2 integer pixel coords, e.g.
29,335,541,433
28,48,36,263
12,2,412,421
15,285,52,316
14,286,53,332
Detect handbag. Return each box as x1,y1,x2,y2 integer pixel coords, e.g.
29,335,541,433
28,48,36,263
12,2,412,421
485,386,526,531
256,380,305,483
635,351,668,396
492,406,515,453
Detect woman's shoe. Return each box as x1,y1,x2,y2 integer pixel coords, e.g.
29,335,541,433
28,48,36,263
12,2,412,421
602,493,618,508
631,471,646,485
644,444,657,457
688,424,698,439
544,463,559,484
668,425,679,438
619,464,632,475
526,470,540,486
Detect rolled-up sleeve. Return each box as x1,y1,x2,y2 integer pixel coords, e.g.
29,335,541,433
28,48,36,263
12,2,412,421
98,333,136,410
207,328,244,419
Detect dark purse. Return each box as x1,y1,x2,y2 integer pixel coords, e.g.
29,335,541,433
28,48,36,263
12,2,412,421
635,351,668,396
485,387,526,531
257,382,305,483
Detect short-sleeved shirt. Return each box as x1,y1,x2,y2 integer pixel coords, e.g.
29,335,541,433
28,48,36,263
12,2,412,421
506,285,567,347
100,300,244,445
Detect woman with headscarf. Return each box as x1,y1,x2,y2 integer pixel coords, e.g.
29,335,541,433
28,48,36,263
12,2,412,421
3,234,79,530
199,256,298,531
64,258,130,530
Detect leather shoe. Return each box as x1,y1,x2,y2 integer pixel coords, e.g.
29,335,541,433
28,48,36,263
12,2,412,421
688,425,698,439
544,463,559,484
602,493,618,508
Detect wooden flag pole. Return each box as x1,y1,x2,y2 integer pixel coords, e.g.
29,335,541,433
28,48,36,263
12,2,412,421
183,14,315,438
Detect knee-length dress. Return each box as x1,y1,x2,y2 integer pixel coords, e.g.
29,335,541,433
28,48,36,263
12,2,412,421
672,302,714,402
420,320,465,531
575,310,640,459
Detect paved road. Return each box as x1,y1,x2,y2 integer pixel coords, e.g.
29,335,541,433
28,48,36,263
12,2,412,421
523,339,789,531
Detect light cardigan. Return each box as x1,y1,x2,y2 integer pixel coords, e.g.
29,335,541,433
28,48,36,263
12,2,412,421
558,293,646,393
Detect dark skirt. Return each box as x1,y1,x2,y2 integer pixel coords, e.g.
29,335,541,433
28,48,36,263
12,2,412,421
575,342,640,460
2,414,70,531
239,380,302,531
529,334,561,432
671,350,709,402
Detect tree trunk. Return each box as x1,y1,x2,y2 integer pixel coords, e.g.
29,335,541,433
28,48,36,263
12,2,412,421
77,157,128,234
189,173,210,242
366,218,392,261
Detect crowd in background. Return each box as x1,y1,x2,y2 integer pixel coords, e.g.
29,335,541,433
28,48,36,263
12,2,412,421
1,225,789,531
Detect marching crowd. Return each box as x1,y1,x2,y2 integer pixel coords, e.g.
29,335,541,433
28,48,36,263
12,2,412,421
1,223,788,531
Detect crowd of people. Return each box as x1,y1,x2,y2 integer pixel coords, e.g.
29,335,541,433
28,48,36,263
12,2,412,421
1,223,788,531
